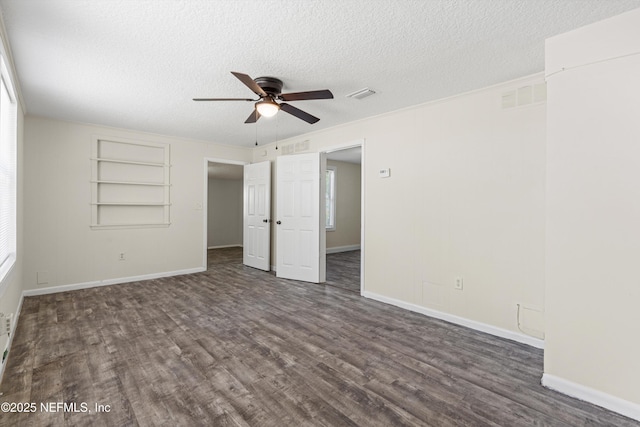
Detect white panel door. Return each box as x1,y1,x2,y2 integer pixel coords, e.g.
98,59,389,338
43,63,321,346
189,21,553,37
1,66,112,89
276,153,323,283
243,161,271,271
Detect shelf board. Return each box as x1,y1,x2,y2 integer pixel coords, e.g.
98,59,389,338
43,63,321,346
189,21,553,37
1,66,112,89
92,180,169,186
92,157,170,167
93,202,170,206
91,223,171,230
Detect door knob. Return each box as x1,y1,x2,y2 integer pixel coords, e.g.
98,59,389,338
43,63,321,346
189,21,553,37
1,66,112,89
276,221,281,225
263,219,268,223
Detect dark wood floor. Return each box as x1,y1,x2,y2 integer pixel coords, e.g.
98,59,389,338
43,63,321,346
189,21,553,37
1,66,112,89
208,247,361,293
207,246,245,268
1,250,638,426
325,250,360,293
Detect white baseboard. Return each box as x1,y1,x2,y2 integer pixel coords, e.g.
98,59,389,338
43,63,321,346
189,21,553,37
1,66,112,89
542,374,640,422
22,267,206,297
362,291,544,349
208,244,242,250
326,244,361,254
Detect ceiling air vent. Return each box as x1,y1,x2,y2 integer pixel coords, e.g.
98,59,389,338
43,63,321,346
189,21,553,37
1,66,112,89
346,88,376,100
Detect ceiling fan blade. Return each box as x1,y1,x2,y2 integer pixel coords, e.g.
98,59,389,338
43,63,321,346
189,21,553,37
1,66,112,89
193,98,255,101
244,109,261,124
231,71,267,97
280,89,334,101
280,103,320,124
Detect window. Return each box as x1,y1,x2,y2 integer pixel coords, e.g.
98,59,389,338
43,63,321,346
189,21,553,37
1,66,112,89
325,166,336,230
0,56,17,286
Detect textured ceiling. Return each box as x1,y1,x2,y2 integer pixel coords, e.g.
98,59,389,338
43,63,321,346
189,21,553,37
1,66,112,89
1,0,639,147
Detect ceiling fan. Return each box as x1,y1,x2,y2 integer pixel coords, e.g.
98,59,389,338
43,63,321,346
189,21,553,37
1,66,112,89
193,72,333,124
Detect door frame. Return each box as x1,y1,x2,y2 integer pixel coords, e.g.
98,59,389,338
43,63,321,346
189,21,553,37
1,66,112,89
202,157,248,269
320,139,365,294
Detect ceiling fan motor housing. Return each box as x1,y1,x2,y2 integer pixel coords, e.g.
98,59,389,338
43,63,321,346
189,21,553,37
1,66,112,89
254,76,284,96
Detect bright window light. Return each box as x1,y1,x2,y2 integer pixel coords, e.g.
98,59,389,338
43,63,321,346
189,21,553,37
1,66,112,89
0,56,17,288
325,166,336,230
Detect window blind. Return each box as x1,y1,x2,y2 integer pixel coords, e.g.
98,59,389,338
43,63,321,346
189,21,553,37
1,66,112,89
0,57,17,286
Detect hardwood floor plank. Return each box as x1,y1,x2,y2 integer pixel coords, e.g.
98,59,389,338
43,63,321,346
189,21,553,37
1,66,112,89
325,250,361,293
1,249,638,426
246,377,310,427
306,361,432,426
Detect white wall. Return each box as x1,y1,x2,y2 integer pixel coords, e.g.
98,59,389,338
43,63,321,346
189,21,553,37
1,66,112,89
326,159,361,250
207,177,242,248
23,116,252,290
255,74,546,341
544,8,640,416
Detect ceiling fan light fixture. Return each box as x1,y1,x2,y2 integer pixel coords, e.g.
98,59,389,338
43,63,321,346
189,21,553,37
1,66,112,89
256,99,280,117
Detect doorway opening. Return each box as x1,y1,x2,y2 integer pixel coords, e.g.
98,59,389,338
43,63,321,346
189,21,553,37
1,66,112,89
204,159,245,270
322,142,364,293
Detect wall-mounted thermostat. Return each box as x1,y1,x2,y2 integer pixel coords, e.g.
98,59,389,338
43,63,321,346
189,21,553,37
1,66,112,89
378,168,390,178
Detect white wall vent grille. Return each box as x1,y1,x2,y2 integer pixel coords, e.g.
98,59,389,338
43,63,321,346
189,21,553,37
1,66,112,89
346,88,376,100
502,82,546,109
280,144,295,155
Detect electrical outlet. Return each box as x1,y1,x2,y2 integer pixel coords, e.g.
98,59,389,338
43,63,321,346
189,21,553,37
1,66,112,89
119,252,126,261
454,277,464,290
